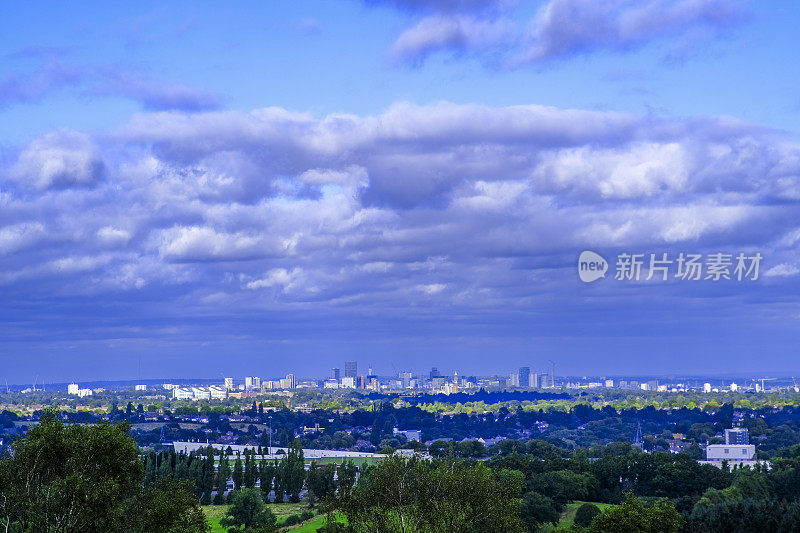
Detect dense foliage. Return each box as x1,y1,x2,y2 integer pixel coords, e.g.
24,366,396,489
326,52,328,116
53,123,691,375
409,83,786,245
0,411,208,533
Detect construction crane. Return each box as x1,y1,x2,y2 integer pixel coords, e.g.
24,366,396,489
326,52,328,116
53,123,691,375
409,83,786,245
757,377,777,392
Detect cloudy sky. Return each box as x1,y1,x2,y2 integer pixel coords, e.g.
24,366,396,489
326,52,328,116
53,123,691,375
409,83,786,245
2,1,800,384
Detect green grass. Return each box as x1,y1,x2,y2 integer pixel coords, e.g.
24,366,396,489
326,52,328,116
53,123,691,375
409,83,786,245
310,456,382,467
557,501,615,528
203,501,316,532
286,515,327,532
286,513,347,532
201,505,229,533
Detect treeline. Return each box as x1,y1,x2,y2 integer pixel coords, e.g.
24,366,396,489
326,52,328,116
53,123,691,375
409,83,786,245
141,442,360,506
319,440,800,532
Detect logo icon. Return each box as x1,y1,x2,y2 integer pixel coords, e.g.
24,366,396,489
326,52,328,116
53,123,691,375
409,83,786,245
578,250,608,283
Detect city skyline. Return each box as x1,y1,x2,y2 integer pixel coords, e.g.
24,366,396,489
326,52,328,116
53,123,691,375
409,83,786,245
2,2,800,382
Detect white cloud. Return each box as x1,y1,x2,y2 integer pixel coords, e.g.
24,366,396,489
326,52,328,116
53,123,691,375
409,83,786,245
10,130,104,190
765,264,799,277
389,15,512,63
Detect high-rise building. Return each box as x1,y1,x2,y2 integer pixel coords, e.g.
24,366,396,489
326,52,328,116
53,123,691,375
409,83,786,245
530,372,539,388
399,372,412,388
331,368,341,381
279,374,296,389
703,382,712,393
67,383,79,395
725,427,749,445
345,361,357,378
245,376,261,390
224,377,234,391
518,367,530,389
430,367,440,379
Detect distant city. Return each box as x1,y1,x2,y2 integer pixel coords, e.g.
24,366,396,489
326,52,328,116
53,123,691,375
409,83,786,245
14,360,798,399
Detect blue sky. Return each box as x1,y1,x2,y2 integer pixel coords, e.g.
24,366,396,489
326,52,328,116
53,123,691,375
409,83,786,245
1,1,800,383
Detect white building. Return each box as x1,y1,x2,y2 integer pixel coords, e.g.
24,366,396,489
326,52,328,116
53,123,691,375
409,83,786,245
393,428,422,442
245,376,261,390
341,377,356,389
77,388,92,398
162,383,179,391
730,382,738,392
702,444,758,468
191,387,211,400
172,387,193,400
224,377,234,391
67,383,79,395
209,386,227,400
135,384,147,391
703,383,712,393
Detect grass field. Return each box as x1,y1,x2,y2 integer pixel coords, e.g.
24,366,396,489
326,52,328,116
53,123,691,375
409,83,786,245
556,501,615,528
203,502,315,532
311,456,382,467
286,515,326,531
201,505,228,533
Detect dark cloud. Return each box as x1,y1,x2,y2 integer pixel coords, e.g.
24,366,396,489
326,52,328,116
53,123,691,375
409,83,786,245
1,101,799,380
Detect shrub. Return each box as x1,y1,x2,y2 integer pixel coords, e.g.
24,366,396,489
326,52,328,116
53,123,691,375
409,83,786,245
574,503,601,528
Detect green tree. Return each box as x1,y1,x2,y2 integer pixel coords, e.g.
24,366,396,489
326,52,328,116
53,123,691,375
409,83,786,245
589,493,683,533
221,488,277,532
307,462,337,505
233,455,244,490
326,456,524,533
0,411,142,531
132,479,210,533
574,502,602,528
337,460,358,495
273,461,286,503
283,440,306,502
519,492,559,532
244,450,258,489
0,410,207,532
217,451,232,498
259,461,274,502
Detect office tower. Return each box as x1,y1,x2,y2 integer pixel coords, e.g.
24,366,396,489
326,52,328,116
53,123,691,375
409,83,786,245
430,367,440,379
345,361,357,378
399,371,412,388
530,372,539,388
224,377,233,391
725,427,749,445
518,367,530,389
331,368,340,381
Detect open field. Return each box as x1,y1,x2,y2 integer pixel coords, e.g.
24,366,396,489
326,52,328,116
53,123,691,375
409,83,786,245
555,501,615,529
312,455,382,467
203,502,320,532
